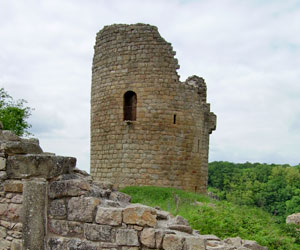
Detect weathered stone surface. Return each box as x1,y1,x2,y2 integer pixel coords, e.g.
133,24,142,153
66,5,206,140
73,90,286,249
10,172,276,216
1,140,43,155
123,204,157,227
49,179,90,198
23,180,47,250
0,203,22,221
47,237,67,250
95,207,123,225
67,239,98,250
121,247,139,250
184,236,205,250
0,239,11,250
156,210,170,220
89,184,111,198
90,24,216,194
5,203,22,221
0,157,6,170
116,229,139,246
168,224,193,234
286,212,300,225
68,197,100,222
11,239,22,250
110,191,131,203
3,180,23,193
49,219,83,237
10,194,23,204
0,226,6,238
162,234,183,250
7,229,22,238
224,237,242,248
242,240,268,250
0,130,20,141
0,171,7,181
140,228,156,248
171,215,189,226
84,223,113,241
6,154,76,179
155,229,165,249
49,199,66,218
198,235,221,241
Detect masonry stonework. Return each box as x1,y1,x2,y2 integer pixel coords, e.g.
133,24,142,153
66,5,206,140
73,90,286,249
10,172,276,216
90,24,217,192
0,126,267,250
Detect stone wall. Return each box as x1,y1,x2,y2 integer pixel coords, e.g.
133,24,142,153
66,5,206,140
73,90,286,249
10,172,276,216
91,23,216,193
0,128,268,250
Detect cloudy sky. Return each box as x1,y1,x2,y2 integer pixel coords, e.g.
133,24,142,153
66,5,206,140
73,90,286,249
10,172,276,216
1,0,300,172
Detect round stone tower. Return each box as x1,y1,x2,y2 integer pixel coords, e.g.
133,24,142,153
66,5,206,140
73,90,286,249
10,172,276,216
91,23,216,193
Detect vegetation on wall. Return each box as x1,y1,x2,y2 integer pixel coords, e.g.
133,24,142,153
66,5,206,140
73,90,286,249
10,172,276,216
0,88,32,136
208,161,300,222
121,186,300,250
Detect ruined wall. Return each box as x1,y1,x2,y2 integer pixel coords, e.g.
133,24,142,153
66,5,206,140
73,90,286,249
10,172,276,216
0,128,267,250
91,24,216,193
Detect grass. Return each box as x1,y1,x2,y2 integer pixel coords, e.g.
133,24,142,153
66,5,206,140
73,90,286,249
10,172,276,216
120,186,300,250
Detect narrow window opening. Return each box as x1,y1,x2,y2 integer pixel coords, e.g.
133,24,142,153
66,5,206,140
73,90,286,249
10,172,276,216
197,139,200,152
124,91,137,121
173,114,176,124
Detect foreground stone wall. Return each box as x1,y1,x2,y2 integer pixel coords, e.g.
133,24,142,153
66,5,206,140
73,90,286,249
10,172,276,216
0,128,267,250
91,24,216,193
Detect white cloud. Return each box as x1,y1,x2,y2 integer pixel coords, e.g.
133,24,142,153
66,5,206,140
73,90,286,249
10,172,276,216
1,0,300,172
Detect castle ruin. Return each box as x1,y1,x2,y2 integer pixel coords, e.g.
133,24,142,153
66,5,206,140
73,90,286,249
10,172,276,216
91,24,216,193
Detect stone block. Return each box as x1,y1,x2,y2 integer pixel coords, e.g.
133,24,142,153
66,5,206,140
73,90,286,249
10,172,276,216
49,179,90,198
0,157,6,170
116,229,139,246
95,207,122,225
1,140,42,155
0,239,11,249
0,171,7,181
23,180,47,250
84,223,113,241
11,239,23,250
68,197,100,222
6,204,22,221
49,199,66,218
0,226,6,239
6,155,76,179
184,236,205,250
0,203,22,221
140,228,156,248
123,204,157,227
67,239,98,250
47,237,67,250
3,180,23,193
0,130,20,141
110,191,131,203
286,212,300,225
224,237,242,248
242,240,268,250
168,224,193,234
162,234,183,250
11,194,23,204
49,219,83,237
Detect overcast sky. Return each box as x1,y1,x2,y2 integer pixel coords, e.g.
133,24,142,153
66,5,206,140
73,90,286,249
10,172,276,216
1,0,300,172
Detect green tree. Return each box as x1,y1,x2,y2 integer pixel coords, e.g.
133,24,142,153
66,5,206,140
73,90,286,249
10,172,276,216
0,88,33,136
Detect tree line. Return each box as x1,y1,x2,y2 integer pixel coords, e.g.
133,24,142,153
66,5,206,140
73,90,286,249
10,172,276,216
208,161,300,222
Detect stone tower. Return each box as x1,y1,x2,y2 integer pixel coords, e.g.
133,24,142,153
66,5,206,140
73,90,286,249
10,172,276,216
91,24,216,193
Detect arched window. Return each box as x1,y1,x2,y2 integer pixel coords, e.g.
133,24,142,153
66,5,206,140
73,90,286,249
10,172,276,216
124,91,137,121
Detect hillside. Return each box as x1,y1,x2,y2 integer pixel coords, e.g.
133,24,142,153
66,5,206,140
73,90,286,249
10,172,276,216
121,186,300,250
